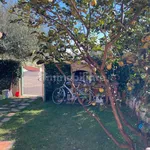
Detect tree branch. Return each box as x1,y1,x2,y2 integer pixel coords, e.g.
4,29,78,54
117,104,143,137
86,2,91,38
116,104,148,148
70,0,88,29
81,54,134,149
121,1,124,24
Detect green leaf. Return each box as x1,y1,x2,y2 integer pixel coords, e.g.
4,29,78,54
93,45,102,51
74,28,79,34
77,60,81,65
27,52,33,57
10,18,23,23
33,56,39,62
31,31,39,35
98,19,105,25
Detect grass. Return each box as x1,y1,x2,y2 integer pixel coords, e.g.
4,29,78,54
0,98,145,150
0,98,14,105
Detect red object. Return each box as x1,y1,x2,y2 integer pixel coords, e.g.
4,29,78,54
24,66,40,71
0,141,14,150
15,91,20,97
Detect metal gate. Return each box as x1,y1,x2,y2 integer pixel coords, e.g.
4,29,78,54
21,66,44,97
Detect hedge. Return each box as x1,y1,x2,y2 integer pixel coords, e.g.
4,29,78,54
44,63,71,101
0,60,21,94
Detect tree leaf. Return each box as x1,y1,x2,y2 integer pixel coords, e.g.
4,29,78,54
33,56,39,62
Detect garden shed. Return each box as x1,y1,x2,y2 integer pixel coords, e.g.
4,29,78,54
71,61,93,73
71,60,94,83
44,61,99,101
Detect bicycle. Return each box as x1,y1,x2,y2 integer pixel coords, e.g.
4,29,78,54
52,79,94,106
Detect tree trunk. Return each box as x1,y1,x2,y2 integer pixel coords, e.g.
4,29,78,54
100,70,134,150
85,56,135,149
116,104,148,148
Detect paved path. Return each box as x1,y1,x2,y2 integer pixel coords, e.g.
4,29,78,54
0,98,37,126
0,97,37,150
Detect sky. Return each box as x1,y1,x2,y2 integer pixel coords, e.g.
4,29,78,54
5,0,17,5
3,0,105,38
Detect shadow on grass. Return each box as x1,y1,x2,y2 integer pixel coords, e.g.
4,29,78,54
0,99,143,150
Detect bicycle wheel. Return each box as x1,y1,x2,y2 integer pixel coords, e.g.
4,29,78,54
78,89,94,106
52,88,65,104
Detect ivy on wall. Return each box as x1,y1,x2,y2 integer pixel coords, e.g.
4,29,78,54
44,63,71,101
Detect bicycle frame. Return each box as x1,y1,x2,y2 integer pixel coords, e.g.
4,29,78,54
61,80,87,102
63,83,77,101
52,76,95,106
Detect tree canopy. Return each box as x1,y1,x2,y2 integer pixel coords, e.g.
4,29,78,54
0,4,39,60
8,0,149,62
10,0,149,96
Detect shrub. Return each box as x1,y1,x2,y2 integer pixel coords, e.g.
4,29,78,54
0,60,21,93
44,63,71,101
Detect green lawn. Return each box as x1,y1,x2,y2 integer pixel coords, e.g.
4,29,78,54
0,98,144,150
